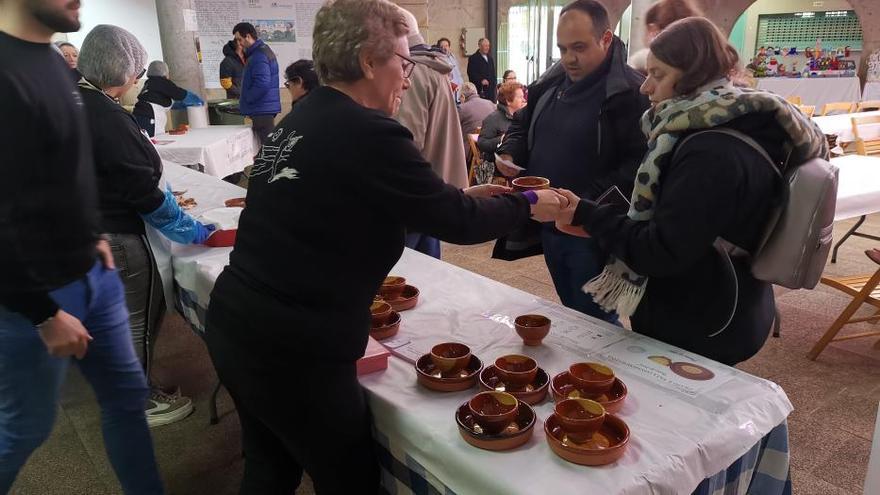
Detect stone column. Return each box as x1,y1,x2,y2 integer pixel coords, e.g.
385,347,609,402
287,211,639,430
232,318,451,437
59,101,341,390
627,0,651,56
154,0,206,99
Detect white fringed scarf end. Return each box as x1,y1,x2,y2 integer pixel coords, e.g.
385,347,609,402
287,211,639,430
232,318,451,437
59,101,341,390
583,268,646,318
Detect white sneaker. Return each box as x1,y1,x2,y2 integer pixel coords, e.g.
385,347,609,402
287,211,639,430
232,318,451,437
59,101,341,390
145,388,194,428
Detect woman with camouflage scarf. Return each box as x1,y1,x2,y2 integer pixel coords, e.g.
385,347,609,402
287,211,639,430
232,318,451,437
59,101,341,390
555,17,828,365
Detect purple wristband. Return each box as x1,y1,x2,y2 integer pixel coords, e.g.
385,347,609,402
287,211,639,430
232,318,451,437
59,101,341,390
522,190,539,205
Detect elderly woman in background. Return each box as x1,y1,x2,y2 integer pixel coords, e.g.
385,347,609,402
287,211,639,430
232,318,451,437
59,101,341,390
132,60,204,137
55,40,79,81
554,17,827,365
458,80,495,135
283,58,319,109
476,81,527,184
78,25,214,427
203,0,563,492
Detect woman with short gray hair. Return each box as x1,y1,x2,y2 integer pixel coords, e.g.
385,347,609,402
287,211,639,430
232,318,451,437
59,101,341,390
204,0,564,492
78,24,213,427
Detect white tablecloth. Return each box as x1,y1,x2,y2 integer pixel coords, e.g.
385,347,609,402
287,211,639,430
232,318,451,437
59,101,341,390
164,165,793,494
813,110,880,143
863,81,880,101
153,125,258,178
831,154,880,221
756,77,861,108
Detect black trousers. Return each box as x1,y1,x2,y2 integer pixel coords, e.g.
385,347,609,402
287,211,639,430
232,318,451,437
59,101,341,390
250,114,277,146
205,297,379,495
107,233,165,378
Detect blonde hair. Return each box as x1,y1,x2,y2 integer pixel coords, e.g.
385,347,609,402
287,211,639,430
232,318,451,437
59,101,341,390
313,0,409,84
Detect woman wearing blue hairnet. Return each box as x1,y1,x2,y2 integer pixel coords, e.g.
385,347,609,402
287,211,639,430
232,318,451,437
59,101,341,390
77,24,213,427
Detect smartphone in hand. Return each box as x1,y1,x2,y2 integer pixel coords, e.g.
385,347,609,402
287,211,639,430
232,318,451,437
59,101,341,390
595,186,631,214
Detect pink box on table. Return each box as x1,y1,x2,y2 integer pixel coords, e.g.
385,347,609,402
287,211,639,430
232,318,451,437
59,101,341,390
357,336,391,376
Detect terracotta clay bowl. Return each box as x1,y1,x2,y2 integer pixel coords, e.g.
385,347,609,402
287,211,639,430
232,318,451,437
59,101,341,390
568,362,615,394
416,354,482,392
430,342,472,378
385,284,419,312
554,398,606,443
511,176,550,192
550,372,627,414
370,300,393,326
514,314,551,346
467,391,519,435
369,311,400,341
545,412,630,466
456,399,536,451
379,276,406,299
479,365,549,405
494,355,538,390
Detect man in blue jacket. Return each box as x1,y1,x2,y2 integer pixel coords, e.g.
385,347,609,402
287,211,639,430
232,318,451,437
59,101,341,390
233,22,281,145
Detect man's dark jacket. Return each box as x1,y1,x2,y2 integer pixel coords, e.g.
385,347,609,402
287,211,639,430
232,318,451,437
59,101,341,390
498,37,649,200
467,50,496,102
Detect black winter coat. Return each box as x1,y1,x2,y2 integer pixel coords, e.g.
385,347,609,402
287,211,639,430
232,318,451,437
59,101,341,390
466,51,496,102
219,40,245,99
573,112,785,365
79,88,165,235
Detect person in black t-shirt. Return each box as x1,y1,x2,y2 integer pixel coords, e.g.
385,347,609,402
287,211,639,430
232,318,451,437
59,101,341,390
0,3,162,493
132,60,203,136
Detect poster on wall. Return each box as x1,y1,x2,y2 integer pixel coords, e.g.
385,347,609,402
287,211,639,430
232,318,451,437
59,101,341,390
194,0,322,89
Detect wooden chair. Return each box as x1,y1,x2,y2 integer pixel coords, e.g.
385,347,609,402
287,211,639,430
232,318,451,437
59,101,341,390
785,95,802,105
808,249,880,360
820,101,856,116
858,100,880,112
796,104,815,118
467,129,481,185
852,115,880,156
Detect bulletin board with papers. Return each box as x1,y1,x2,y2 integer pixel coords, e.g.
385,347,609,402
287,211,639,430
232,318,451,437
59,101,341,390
194,0,322,88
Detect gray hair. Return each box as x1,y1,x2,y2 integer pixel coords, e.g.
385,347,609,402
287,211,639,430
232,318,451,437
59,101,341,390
78,25,147,88
313,0,409,84
147,60,169,78
460,82,479,101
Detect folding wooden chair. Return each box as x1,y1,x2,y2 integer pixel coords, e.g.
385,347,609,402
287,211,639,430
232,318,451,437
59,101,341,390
808,249,880,360
467,130,481,186
785,95,802,105
820,101,855,116
796,104,815,118
857,100,880,112
852,115,880,156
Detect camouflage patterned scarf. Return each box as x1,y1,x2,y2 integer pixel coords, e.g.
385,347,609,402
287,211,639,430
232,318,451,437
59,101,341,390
584,79,828,317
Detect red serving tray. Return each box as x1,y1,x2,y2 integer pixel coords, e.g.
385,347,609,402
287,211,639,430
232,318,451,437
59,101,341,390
204,229,237,247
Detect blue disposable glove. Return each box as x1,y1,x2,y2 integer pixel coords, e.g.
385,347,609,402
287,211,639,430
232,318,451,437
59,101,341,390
193,222,216,244
141,189,213,244
171,90,204,109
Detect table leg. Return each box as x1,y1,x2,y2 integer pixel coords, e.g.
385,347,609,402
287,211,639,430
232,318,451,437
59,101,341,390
832,215,867,263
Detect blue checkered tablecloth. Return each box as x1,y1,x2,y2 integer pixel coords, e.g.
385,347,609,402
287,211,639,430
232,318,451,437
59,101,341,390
374,422,790,495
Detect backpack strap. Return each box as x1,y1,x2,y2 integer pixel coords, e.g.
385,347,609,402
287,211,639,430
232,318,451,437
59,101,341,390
670,128,784,338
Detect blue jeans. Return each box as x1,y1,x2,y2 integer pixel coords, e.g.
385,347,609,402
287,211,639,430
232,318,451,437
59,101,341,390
0,262,163,494
542,229,619,324
405,233,441,259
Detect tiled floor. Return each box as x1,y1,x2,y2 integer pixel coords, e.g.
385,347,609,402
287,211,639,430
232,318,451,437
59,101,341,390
11,215,879,494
